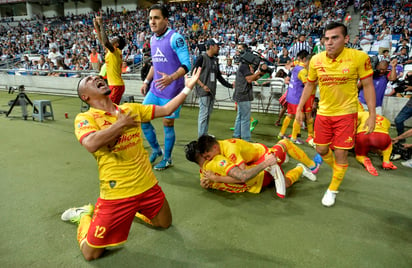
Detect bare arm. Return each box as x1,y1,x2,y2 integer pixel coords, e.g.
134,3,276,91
360,76,376,134
81,112,138,153
245,64,266,83
227,153,277,183
388,59,398,81
392,128,412,143
94,16,114,53
203,170,242,184
153,68,201,118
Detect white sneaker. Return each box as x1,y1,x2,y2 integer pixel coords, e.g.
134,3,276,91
266,164,286,198
321,189,338,207
390,154,401,161
61,204,93,223
297,163,317,181
401,159,412,168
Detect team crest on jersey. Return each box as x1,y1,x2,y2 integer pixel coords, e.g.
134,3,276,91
153,48,168,63
229,154,237,163
109,180,116,188
77,120,89,128
342,67,349,74
219,159,227,167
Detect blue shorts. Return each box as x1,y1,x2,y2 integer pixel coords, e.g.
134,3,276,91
143,90,182,119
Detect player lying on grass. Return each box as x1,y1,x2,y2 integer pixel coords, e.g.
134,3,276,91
185,136,321,197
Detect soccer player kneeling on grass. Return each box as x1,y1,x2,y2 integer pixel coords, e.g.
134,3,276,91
60,68,201,261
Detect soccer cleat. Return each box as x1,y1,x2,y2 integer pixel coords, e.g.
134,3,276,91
297,163,317,181
291,138,304,145
149,149,163,164
274,120,281,126
310,153,323,174
277,134,287,140
306,137,316,148
61,204,93,223
390,154,401,161
154,158,173,171
250,119,259,132
401,159,412,168
230,127,234,131
266,164,286,198
382,161,397,170
321,189,339,207
363,158,378,176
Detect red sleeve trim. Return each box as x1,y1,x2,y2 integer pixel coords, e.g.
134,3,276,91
226,164,237,175
151,105,156,120
307,77,317,82
360,73,373,80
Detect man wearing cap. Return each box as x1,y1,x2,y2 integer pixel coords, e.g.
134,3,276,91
193,38,233,137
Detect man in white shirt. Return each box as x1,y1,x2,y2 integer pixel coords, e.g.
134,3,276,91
47,47,63,65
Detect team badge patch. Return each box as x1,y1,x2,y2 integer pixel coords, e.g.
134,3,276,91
77,120,89,128
109,180,116,188
176,37,185,48
219,160,227,167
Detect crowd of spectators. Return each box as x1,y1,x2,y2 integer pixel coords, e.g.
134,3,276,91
0,0,411,81
0,0,351,75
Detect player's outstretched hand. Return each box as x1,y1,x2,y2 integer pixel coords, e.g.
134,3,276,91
185,67,201,90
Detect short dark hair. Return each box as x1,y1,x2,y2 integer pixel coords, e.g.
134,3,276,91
324,22,348,37
184,141,199,163
296,50,309,60
197,135,218,154
116,36,126,50
149,4,169,18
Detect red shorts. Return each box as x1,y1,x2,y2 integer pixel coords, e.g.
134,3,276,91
303,95,315,113
254,144,287,166
109,85,125,105
86,184,165,248
279,90,288,107
314,113,357,149
355,132,392,156
287,103,298,115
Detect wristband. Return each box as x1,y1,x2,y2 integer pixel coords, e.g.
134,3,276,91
144,79,150,85
182,86,191,95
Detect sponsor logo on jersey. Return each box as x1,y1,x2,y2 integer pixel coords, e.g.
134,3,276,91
77,120,89,128
152,48,168,63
